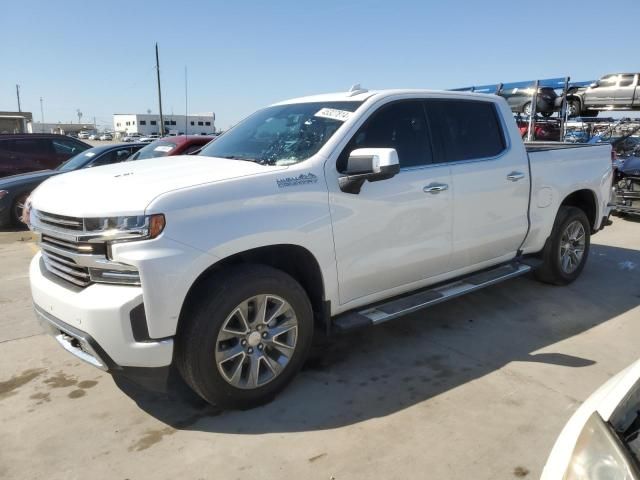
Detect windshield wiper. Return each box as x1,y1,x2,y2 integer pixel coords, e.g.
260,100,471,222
219,155,257,162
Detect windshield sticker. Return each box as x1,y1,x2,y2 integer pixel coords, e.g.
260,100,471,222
154,145,173,152
84,152,96,157
276,173,318,188
314,108,352,122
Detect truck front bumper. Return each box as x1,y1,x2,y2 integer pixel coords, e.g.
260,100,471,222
30,252,174,371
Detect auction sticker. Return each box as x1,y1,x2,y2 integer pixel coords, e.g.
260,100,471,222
314,108,352,122
154,145,173,152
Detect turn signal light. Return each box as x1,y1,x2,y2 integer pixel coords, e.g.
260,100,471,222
149,214,166,239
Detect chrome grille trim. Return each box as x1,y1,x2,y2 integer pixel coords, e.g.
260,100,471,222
42,256,90,287
41,235,94,254
36,211,84,230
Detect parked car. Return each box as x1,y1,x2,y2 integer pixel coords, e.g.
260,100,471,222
0,134,90,178
88,134,99,140
78,132,90,139
613,155,640,216
139,134,160,143
0,143,143,227
99,133,113,141
567,73,640,117
499,85,559,117
542,358,640,479
127,135,212,160
26,89,613,408
122,133,142,142
517,120,561,141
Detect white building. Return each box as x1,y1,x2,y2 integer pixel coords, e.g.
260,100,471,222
113,113,215,136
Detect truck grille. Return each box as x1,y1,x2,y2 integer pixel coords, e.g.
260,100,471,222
36,211,84,230
34,210,99,288
41,249,91,287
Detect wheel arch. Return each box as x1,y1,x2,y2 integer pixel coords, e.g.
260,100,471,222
177,244,328,337
560,189,598,231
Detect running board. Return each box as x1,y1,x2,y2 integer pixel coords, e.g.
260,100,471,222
333,262,532,332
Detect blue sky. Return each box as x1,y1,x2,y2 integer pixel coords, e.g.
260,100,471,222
3,0,640,129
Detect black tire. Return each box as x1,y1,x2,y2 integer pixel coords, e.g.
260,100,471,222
567,99,582,118
534,206,591,285
11,193,29,226
522,102,532,116
176,264,314,409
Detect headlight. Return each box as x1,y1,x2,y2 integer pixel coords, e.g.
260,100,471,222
564,412,639,479
83,213,165,242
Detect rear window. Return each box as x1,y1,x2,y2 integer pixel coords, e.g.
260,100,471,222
426,100,506,162
129,140,178,160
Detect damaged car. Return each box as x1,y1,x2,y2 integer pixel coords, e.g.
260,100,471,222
614,155,640,216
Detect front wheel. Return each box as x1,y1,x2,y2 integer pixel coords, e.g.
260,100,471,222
12,193,29,226
176,265,314,409
534,206,591,285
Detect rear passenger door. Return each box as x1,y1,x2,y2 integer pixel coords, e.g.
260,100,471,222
425,99,529,270
4,138,54,175
614,74,637,107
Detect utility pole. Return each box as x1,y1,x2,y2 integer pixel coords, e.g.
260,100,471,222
16,85,21,112
155,43,165,136
39,97,45,133
184,66,188,135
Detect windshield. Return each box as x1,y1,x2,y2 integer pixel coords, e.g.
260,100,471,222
56,149,99,172
129,140,178,160
199,101,363,165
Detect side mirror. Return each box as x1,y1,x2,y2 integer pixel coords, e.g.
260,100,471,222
339,148,400,194
589,82,598,88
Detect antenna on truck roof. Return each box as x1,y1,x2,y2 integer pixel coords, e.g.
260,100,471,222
347,84,368,96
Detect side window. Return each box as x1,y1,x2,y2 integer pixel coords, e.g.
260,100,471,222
183,144,203,155
13,138,53,155
52,138,87,156
90,149,131,167
619,74,635,87
338,101,432,171
426,100,505,162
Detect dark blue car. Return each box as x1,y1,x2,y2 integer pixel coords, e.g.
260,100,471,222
0,143,144,227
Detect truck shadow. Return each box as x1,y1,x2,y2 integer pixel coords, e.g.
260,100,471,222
115,241,640,434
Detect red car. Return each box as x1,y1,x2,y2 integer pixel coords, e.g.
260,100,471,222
517,121,561,141
128,135,214,161
0,134,91,178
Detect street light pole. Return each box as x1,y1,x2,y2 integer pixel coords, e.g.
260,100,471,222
155,43,165,136
40,97,45,133
16,85,21,112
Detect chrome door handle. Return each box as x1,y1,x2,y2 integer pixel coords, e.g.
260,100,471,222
507,171,526,182
423,183,449,194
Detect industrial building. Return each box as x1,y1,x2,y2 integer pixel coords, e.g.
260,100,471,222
112,113,215,136
0,111,33,133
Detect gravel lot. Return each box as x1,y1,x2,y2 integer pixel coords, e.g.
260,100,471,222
1,218,639,480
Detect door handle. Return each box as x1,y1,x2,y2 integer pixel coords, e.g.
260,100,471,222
423,183,448,194
507,171,526,182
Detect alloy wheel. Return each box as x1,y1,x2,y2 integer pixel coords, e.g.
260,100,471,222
559,220,586,274
215,294,298,389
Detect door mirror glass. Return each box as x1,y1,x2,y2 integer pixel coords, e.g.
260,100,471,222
340,148,400,194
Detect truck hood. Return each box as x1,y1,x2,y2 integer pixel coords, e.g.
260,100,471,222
30,155,286,217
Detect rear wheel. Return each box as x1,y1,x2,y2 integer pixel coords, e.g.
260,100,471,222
534,206,591,285
176,265,314,409
523,102,532,116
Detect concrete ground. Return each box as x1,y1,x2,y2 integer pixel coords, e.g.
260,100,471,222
1,218,639,480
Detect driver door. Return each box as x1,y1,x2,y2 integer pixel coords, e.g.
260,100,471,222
327,100,453,306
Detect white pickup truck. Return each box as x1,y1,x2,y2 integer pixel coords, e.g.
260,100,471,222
27,88,614,408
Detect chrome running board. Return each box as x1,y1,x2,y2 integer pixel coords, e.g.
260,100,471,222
333,262,532,332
